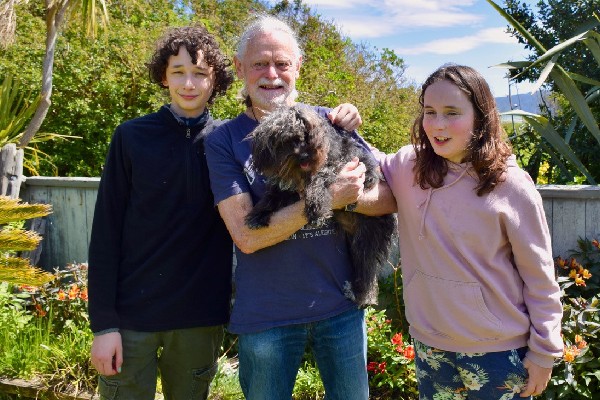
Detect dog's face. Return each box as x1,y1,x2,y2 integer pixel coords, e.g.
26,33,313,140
249,106,330,191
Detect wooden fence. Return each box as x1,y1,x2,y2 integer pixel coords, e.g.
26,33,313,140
19,177,600,270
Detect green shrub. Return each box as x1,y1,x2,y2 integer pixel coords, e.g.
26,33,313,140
546,238,600,399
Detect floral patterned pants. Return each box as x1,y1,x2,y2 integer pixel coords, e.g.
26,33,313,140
413,340,532,400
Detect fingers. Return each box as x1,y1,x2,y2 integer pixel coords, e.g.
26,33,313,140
90,331,122,376
330,159,367,209
519,357,551,397
328,104,363,131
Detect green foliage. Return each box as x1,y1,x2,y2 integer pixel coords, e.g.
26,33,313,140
489,0,600,184
0,0,415,176
546,238,600,399
1,263,95,396
365,308,417,399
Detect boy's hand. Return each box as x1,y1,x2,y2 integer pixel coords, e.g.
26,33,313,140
91,331,123,376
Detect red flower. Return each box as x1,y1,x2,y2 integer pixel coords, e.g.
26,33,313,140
391,333,403,345
34,303,47,317
367,361,378,372
403,345,415,360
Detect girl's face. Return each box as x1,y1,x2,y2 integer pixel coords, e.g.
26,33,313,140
422,79,475,164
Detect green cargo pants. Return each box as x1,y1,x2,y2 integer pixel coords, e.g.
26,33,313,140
98,325,224,400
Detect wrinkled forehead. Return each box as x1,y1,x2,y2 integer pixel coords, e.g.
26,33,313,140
244,30,301,60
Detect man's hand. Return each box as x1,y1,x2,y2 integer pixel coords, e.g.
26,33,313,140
520,357,552,397
328,103,362,131
91,331,123,376
330,158,366,209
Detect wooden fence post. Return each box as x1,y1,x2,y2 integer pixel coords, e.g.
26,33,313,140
0,143,24,198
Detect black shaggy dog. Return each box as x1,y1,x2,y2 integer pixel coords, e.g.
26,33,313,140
245,104,396,305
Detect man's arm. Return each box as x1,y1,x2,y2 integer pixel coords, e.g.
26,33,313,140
354,180,397,216
217,160,366,254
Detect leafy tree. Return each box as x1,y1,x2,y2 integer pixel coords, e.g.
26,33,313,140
2,0,417,176
503,0,600,89
492,0,600,184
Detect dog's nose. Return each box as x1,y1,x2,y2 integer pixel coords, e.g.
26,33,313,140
299,152,310,162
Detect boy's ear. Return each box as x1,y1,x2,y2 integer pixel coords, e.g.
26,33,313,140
161,75,168,88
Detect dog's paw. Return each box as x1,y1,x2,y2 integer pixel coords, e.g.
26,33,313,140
245,213,271,229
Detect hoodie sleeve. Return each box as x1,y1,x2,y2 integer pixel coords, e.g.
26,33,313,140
501,169,563,368
87,126,131,333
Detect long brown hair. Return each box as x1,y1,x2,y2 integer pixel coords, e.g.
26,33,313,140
411,64,512,196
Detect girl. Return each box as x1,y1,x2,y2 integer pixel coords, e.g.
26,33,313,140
380,64,563,399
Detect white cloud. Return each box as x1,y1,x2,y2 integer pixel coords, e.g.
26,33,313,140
302,0,483,38
394,27,519,56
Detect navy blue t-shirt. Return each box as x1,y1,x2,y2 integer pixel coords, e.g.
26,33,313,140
204,106,365,334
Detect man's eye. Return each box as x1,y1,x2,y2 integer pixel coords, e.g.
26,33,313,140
276,62,291,70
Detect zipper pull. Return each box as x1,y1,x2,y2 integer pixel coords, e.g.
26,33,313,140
186,128,190,139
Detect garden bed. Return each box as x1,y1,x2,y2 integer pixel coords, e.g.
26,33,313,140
0,377,96,399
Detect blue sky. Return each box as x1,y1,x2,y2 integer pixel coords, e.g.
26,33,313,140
298,0,539,97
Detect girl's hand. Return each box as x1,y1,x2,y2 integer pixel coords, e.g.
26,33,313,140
520,357,552,397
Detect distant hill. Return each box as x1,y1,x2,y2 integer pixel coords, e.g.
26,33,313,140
495,90,553,115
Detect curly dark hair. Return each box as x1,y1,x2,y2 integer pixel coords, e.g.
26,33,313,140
411,64,513,196
146,26,234,105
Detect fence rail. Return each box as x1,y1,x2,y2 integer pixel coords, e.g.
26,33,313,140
19,177,600,270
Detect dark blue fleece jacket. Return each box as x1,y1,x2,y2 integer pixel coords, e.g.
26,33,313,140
88,106,232,333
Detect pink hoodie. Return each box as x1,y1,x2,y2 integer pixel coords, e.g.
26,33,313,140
380,145,563,368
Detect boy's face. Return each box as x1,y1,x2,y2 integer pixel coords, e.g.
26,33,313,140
162,46,215,118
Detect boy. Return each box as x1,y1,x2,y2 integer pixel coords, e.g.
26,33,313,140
88,26,234,400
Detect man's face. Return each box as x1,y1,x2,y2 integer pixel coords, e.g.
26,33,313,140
234,31,301,112
162,46,215,118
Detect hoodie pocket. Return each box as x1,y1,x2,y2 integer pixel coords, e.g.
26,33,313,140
405,270,502,341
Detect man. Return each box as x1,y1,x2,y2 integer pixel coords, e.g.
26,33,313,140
204,15,395,400
87,26,234,400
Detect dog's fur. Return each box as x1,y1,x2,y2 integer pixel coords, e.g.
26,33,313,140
245,104,396,305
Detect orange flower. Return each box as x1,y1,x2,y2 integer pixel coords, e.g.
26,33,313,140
569,258,579,269
34,303,47,317
592,239,599,249
403,345,415,360
575,334,583,343
395,344,403,353
57,290,67,301
575,276,586,286
555,257,567,269
391,333,403,345
577,340,587,349
569,269,578,279
79,287,88,301
563,345,580,363
581,269,592,279
68,284,80,300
